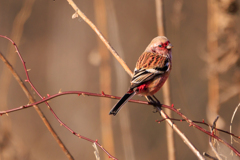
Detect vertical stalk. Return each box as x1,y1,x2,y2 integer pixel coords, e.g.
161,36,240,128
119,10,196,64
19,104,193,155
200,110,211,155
207,0,220,125
94,0,115,159
106,0,136,159
155,0,175,160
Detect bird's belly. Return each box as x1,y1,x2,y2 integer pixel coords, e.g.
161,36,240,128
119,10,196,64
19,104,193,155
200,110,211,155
137,74,169,96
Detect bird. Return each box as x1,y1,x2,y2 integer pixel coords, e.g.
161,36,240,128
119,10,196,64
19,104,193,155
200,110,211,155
109,36,173,116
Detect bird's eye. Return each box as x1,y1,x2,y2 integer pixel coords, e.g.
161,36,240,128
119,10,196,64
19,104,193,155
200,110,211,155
158,44,162,47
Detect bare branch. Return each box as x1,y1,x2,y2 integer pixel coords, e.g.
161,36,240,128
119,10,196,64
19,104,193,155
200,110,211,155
230,103,240,156
156,118,240,140
0,35,118,160
209,116,222,160
0,51,74,160
0,88,239,157
66,0,133,77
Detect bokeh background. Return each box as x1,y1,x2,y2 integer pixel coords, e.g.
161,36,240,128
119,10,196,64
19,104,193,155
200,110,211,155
0,0,240,159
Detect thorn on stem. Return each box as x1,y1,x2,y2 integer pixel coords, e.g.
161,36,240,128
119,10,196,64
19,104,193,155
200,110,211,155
171,104,174,107
47,94,50,97
101,91,105,95
72,12,79,19
58,89,62,93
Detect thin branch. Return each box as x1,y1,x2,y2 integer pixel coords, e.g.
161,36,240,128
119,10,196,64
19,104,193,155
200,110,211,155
0,51,74,160
92,143,101,160
0,1,36,158
67,0,132,77
164,104,240,157
156,118,240,140
154,106,204,160
0,89,240,157
0,52,74,159
230,103,240,156
209,116,222,160
0,35,117,160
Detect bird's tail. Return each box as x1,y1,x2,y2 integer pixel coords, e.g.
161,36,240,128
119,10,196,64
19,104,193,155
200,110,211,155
109,91,136,116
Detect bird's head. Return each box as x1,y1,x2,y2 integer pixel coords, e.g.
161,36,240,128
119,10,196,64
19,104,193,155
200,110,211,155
145,36,173,58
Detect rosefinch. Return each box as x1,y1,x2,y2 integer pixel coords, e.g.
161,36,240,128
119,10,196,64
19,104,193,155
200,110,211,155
109,36,173,116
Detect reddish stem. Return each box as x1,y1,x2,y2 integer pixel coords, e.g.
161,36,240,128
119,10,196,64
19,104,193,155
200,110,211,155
0,35,118,160
156,118,240,139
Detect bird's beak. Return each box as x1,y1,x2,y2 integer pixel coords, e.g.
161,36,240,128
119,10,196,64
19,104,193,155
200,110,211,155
166,43,173,49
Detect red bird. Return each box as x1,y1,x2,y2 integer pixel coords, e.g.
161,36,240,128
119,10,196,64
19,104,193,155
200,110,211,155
109,36,173,116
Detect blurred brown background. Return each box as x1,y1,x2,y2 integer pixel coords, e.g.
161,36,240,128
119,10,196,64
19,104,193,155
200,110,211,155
0,0,240,159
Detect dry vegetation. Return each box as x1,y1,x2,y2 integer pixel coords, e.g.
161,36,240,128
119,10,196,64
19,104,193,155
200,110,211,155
0,0,240,160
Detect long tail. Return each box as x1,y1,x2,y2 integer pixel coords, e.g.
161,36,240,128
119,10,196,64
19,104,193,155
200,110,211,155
109,91,136,116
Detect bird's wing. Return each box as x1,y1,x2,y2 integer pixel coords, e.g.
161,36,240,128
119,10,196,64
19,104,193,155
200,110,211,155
130,52,170,88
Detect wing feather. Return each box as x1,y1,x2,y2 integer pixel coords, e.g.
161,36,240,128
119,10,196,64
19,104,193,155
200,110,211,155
130,52,171,89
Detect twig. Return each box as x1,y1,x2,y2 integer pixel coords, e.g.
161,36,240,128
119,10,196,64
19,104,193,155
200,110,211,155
209,116,222,160
0,1,36,157
92,143,100,160
0,51,74,160
155,106,204,160
156,118,240,139
1,89,240,157
230,103,240,156
67,0,132,77
0,35,118,160
162,103,240,157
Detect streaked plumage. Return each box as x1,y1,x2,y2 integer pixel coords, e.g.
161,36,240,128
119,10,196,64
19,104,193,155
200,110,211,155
109,36,173,116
